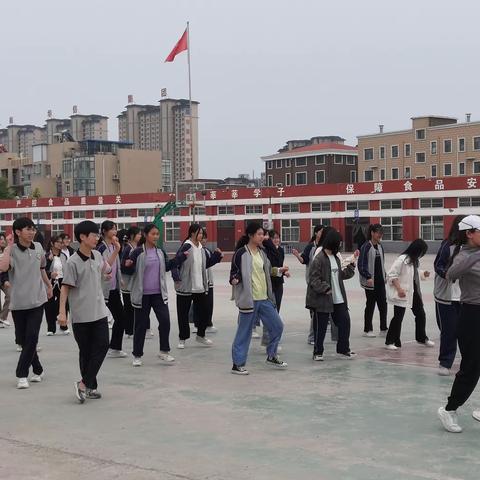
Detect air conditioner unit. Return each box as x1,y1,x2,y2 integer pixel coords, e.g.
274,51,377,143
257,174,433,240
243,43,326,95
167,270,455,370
112,173,120,180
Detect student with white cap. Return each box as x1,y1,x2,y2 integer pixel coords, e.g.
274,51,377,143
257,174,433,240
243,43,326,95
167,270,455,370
438,215,480,433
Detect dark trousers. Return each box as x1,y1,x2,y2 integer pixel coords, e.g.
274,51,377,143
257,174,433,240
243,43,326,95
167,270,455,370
446,304,480,411
106,289,125,350
133,294,170,357
273,284,284,312
72,318,109,390
385,289,428,347
313,303,351,355
193,287,214,328
436,301,460,369
364,283,388,332
13,306,44,378
177,293,209,339
122,292,134,336
44,280,68,333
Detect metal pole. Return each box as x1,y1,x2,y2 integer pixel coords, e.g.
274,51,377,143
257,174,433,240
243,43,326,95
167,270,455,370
186,21,194,179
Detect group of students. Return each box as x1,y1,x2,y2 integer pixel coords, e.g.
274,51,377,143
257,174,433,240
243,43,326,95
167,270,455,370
3,213,480,435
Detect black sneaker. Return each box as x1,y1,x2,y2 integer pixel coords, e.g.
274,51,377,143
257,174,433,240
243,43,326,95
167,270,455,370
336,351,357,359
85,388,102,399
231,364,249,375
74,381,86,404
265,356,288,368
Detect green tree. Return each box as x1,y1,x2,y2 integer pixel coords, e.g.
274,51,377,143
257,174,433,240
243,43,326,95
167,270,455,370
32,187,41,199
0,177,14,199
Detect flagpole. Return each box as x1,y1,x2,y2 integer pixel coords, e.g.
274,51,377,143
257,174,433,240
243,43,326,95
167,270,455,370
186,21,194,179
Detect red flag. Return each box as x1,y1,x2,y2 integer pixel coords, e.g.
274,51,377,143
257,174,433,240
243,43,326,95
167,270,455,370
165,29,188,62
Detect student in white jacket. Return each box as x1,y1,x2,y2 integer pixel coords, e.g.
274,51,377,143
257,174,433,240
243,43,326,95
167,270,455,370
385,239,435,350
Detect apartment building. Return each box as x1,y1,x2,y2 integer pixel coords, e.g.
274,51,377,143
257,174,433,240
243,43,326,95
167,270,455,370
117,97,199,192
358,115,480,182
261,136,358,187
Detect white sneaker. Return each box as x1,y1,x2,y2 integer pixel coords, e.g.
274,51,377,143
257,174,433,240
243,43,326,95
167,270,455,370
158,352,175,363
363,331,376,338
126,334,133,339
472,410,480,422
438,407,462,433
132,357,143,367
308,340,315,346
196,335,213,346
438,366,451,376
177,340,185,349
313,354,324,361
378,330,388,337
252,329,260,339
107,349,127,358
36,345,42,352
146,329,154,338
385,344,398,351
62,328,70,335
46,332,55,336
206,326,218,334
418,340,435,347
16,345,22,352
30,373,44,383
17,378,29,389
0,320,11,326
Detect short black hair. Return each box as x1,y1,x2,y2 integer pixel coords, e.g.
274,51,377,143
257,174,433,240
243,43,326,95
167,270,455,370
74,221,99,243
58,232,70,240
322,230,342,256
13,217,35,242
368,223,383,238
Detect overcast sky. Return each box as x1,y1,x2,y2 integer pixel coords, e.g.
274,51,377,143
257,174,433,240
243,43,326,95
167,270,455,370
1,0,478,178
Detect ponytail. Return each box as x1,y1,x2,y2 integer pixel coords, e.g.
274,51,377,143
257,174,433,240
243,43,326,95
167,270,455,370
235,221,263,251
235,235,250,251
446,230,469,270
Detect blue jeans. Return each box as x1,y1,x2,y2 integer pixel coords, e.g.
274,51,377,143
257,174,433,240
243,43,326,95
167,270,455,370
232,300,283,366
436,301,460,369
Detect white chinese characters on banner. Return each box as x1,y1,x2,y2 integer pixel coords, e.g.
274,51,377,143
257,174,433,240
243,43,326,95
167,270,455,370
373,182,383,193
16,200,21,207
404,181,413,192
467,177,477,189
80,197,86,205
277,187,284,197
64,198,70,206
48,198,54,206
434,179,445,191
31,199,37,207
115,195,122,204
253,188,261,198
346,184,355,194
209,191,217,200
98,196,104,205
231,189,238,199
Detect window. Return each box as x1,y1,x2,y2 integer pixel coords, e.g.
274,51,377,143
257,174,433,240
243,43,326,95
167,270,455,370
346,201,369,211
391,145,399,158
138,208,155,218
73,211,84,219
459,197,480,207
474,162,480,174
416,152,426,163
381,200,402,209
276,159,282,169
474,137,480,151
163,222,180,241
404,144,411,157
350,171,357,183
315,170,325,184
116,209,131,218
364,148,374,161
267,175,273,186
218,206,234,215
245,205,262,214
444,139,452,153
285,173,291,186
51,225,65,237
295,172,307,185
416,129,426,140
420,216,444,241
267,161,273,169
382,217,403,241
32,212,46,220
364,170,374,181
444,163,452,176
431,164,437,177
281,203,299,213
404,167,411,179
334,155,343,164
94,210,106,218
380,169,385,181
346,155,355,165
379,146,385,160
192,206,205,216
459,138,466,152
295,157,307,167
420,198,444,208
315,155,325,165
52,211,63,220
311,202,331,212
281,219,300,242
459,162,466,175
391,167,399,180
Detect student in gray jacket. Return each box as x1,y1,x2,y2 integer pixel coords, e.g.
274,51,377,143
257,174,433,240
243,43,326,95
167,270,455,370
123,224,187,367
438,215,480,433
306,230,358,361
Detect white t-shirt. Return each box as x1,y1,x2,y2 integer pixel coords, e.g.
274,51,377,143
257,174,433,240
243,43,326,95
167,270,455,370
186,240,204,293
52,255,63,279
62,248,71,259
451,281,461,302
328,254,344,304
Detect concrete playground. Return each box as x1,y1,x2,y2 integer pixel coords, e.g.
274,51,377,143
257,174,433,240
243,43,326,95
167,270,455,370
0,254,478,480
